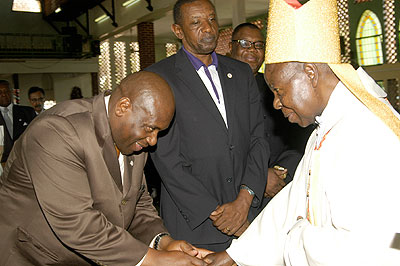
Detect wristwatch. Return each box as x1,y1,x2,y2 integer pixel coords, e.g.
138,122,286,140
240,184,255,196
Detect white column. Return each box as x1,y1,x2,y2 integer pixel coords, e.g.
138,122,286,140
232,0,246,29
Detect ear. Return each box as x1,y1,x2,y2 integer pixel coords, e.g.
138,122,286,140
115,97,131,117
171,24,184,40
303,63,318,88
228,41,233,54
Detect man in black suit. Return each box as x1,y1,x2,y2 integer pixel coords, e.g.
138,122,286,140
146,0,270,252
0,80,36,165
230,23,313,204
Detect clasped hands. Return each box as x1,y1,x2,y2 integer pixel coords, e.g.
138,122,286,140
143,236,235,266
143,235,212,266
143,189,253,265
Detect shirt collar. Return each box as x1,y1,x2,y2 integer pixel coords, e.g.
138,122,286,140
0,103,13,113
104,95,110,117
182,46,218,71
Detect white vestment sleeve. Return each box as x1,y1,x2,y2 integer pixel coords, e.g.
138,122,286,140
284,219,400,266
227,184,292,266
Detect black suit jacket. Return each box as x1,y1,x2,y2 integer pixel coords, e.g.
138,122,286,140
147,49,269,249
0,104,36,163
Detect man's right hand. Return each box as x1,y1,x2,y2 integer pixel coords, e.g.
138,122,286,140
203,251,236,266
142,248,208,266
264,167,287,198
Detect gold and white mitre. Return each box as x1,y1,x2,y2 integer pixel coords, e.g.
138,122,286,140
265,0,400,139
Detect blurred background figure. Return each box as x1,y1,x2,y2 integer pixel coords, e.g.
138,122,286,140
70,86,83,99
0,80,36,166
28,86,45,115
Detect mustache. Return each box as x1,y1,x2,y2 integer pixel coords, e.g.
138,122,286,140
201,34,216,42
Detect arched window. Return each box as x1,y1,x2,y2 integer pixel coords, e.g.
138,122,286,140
356,10,384,66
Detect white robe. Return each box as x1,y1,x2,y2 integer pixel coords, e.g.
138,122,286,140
227,68,400,266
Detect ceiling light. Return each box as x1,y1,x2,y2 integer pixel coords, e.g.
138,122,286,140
95,14,109,23
122,0,141,7
12,0,41,13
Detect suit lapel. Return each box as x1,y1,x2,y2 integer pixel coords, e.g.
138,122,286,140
122,155,134,196
175,50,228,133
217,57,236,137
0,112,12,162
92,93,123,193
12,105,18,139
102,136,123,192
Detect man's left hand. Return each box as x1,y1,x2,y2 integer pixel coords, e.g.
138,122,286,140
209,189,252,235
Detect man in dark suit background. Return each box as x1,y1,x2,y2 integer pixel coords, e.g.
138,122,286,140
146,0,272,252
28,86,46,115
0,72,210,266
0,80,36,165
230,23,313,203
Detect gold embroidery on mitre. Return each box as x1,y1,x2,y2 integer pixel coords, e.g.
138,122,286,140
265,0,341,64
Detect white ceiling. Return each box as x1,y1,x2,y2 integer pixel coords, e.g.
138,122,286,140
99,0,269,42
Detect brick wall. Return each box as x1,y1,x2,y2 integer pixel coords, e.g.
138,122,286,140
137,22,155,69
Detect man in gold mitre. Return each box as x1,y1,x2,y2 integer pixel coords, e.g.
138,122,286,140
203,0,400,265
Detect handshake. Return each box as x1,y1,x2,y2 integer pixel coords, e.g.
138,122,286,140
143,234,235,266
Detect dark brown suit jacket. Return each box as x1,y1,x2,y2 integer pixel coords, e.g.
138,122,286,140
0,93,166,265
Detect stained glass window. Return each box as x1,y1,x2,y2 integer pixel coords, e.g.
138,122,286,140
356,10,384,66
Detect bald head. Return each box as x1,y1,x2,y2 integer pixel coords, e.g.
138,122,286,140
264,62,338,127
112,71,174,106
109,71,175,155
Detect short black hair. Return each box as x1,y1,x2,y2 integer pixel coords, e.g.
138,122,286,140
173,0,215,25
0,80,10,89
28,86,45,97
232,23,261,40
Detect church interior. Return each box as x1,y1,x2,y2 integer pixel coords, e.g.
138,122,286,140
0,0,399,111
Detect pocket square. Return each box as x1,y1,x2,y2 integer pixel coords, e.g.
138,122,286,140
23,122,28,126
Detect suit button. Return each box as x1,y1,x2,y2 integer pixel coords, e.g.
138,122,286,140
264,115,267,119
229,145,235,150
121,200,127,205
226,177,232,183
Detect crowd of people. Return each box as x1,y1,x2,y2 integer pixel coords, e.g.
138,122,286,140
0,0,399,265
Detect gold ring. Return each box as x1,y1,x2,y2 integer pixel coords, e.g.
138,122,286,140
226,228,230,231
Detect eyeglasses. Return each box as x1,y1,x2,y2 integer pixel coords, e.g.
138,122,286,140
232,39,265,50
